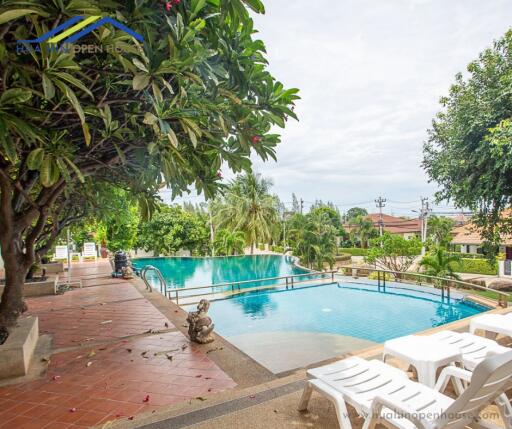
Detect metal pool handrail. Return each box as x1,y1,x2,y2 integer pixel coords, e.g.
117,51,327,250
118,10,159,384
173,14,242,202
338,266,510,308
140,265,168,294
169,270,339,305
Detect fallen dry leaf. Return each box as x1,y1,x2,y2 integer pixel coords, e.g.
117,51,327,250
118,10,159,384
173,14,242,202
153,348,179,357
195,397,207,401
87,351,96,358
86,361,93,367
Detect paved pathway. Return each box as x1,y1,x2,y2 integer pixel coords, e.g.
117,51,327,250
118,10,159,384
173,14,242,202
0,261,235,429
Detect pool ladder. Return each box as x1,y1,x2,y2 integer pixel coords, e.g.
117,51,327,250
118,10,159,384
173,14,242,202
140,265,168,296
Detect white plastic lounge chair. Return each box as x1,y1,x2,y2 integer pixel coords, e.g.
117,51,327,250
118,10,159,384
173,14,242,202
81,242,98,262
429,330,510,370
298,351,512,429
54,245,69,261
470,313,512,339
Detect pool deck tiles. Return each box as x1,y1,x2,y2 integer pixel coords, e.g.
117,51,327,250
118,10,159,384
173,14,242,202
0,261,236,429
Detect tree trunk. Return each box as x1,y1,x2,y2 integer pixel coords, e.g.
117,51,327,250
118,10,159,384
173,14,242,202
0,235,31,330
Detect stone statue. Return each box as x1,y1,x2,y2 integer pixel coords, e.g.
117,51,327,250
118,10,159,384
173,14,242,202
121,265,134,280
187,299,215,344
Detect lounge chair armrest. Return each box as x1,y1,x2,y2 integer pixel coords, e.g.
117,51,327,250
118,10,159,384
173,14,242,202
369,395,428,429
435,366,472,393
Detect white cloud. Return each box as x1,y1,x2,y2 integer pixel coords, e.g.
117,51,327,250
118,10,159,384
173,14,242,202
244,0,512,213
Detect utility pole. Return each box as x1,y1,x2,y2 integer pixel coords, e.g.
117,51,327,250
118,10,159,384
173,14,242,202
375,197,386,238
300,198,304,215
420,197,430,255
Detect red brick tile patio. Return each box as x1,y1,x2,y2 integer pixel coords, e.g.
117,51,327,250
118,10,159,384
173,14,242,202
0,261,235,428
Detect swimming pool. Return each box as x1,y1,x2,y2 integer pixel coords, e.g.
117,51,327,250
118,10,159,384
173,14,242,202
133,255,308,290
201,281,486,343
134,255,488,372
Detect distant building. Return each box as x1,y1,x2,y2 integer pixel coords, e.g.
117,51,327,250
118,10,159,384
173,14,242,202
451,217,512,256
451,221,512,277
344,213,422,239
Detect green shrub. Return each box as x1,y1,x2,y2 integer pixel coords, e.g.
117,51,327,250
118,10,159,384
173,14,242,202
334,253,351,262
258,243,265,251
446,252,486,260
453,258,498,275
368,271,394,281
273,245,284,253
339,247,368,256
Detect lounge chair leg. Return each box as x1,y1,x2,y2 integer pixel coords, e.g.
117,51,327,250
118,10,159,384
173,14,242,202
333,398,353,429
496,393,512,429
298,382,313,412
362,416,379,429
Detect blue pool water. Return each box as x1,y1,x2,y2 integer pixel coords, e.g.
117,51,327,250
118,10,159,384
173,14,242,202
133,255,308,290
202,282,487,343
134,256,488,344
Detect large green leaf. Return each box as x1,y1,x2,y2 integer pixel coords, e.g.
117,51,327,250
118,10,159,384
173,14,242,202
42,74,55,100
27,148,45,170
133,74,150,90
0,8,48,25
40,155,60,187
0,88,32,105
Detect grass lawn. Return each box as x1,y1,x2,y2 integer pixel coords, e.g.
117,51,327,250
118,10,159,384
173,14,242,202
468,288,512,302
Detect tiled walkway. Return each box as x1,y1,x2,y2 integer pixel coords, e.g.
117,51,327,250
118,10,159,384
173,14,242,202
0,261,235,429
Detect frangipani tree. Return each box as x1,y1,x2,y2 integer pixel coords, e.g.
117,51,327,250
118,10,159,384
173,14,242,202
0,0,299,330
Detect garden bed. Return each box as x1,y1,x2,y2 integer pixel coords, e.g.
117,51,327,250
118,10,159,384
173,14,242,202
0,275,58,297
0,317,39,379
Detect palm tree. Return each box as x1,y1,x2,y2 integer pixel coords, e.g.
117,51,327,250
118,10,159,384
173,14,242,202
350,215,377,248
289,211,337,269
420,247,462,287
214,229,246,256
215,173,279,254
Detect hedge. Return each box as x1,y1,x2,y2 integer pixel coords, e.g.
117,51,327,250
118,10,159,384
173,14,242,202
338,247,369,256
447,252,486,260
368,271,394,281
454,258,498,275
334,253,351,262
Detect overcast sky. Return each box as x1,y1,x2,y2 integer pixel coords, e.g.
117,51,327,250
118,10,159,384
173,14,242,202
167,0,511,216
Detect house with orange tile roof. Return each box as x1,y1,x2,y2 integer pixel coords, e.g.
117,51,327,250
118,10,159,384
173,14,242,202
451,221,512,276
344,213,422,239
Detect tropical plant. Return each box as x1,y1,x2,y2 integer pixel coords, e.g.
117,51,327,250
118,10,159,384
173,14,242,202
289,211,337,270
138,205,208,256
423,29,512,257
214,229,245,256
366,233,422,273
426,216,455,249
346,207,368,222
214,172,279,253
419,247,461,287
350,215,377,248
0,0,298,329
309,205,341,230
